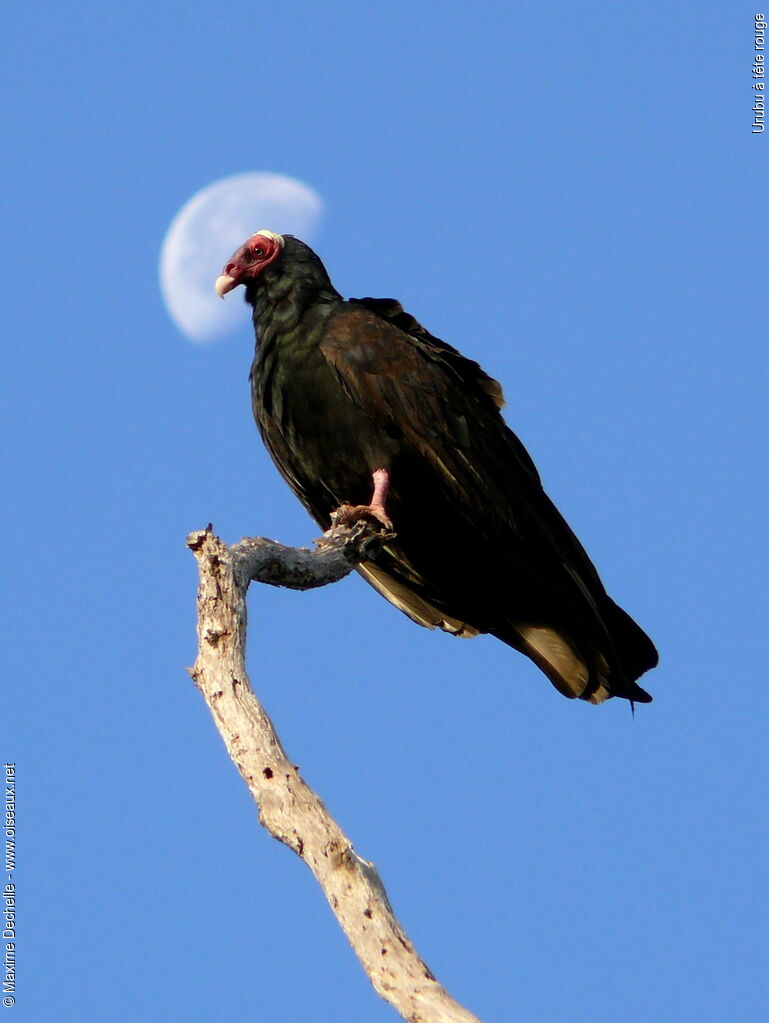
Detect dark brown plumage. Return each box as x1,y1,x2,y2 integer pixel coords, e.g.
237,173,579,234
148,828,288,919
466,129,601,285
215,231,658,705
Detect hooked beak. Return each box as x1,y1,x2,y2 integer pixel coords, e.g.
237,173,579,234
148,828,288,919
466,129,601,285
215,274,238,299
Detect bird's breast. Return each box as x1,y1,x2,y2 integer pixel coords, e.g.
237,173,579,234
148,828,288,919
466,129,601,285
252,338,398,513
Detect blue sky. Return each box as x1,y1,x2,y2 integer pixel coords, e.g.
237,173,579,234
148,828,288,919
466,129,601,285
4,3,766,1020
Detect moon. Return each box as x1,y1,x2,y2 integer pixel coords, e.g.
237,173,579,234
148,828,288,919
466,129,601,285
159,172,324,343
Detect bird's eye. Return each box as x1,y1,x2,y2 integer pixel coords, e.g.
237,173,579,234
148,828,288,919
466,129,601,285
253,246,265,257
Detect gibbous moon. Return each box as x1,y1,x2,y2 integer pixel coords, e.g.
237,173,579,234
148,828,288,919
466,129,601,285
159,172,324,343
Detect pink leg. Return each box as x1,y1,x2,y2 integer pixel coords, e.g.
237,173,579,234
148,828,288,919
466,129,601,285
370,468,390,513
334,468,393,529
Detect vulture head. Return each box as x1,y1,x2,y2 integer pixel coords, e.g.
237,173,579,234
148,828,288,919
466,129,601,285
215,230,285,298
215,231,339,307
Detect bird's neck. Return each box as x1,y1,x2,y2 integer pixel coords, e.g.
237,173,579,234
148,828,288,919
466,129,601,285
249,265,342,348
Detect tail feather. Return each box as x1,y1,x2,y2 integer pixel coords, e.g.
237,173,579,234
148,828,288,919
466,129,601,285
512,624,589,700
357,559,658,706
604,598,659,681
497,599,657,705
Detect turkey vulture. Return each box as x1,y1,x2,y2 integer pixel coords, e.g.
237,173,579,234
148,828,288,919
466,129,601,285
215,231,658,704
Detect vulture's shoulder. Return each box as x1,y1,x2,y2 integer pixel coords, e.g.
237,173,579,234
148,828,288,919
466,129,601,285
318,298,544,498
320,296,506,414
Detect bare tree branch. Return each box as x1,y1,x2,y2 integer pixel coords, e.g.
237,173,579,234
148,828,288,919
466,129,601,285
186,522,484,1023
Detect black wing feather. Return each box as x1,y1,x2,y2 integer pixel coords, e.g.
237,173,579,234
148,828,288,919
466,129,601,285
320,302,657,701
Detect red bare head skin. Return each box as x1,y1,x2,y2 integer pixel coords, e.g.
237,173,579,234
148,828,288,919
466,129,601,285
215,230,285,297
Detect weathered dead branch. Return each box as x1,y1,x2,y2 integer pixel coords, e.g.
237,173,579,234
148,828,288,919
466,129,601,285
186,521,483,1023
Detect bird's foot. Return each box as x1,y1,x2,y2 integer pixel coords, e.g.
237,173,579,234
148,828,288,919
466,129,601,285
332,502,393,531
331,468,392,531
331,468,393,531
